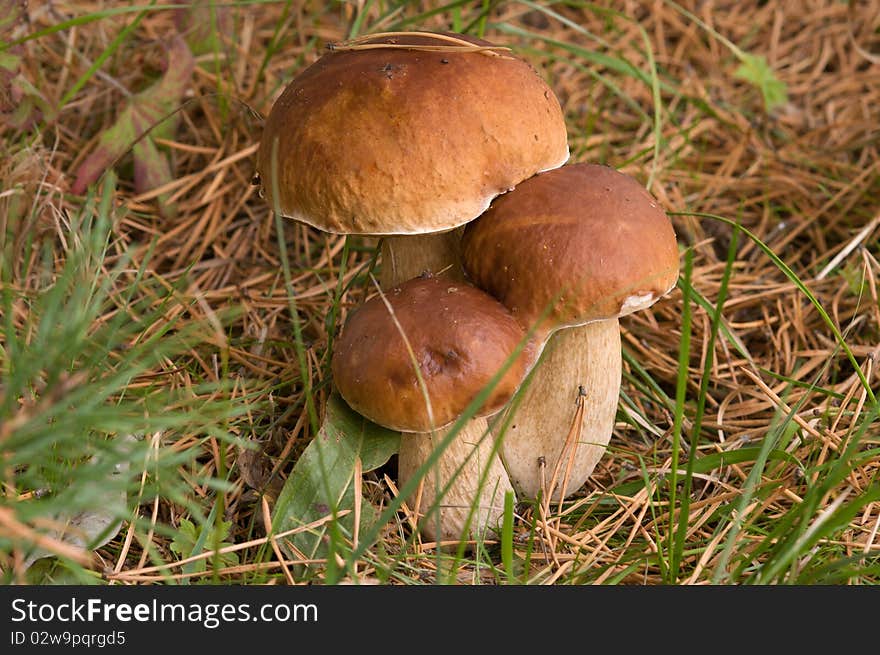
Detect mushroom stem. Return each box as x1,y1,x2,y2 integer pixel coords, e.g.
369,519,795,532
498,319,621,503
397,418,513,544
378,230,515,544
378,228,465,286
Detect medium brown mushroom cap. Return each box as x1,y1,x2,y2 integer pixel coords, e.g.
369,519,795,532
256,32,569,235
331,275,534,432
461,163,680,330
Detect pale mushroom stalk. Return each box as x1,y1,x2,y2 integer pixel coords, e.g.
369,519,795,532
377,244,514,544
379,229,465,288
462,163,680,504
396,420,514,544
331,276,532,544
500,320,621,502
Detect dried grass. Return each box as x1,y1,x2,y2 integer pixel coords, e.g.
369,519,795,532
2,0,879,584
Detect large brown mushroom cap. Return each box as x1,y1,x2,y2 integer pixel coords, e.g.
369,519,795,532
461,163,680,330
331,275,534,432
256,32,569,235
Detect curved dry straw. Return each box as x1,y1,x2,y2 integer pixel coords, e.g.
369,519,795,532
327,31,514,58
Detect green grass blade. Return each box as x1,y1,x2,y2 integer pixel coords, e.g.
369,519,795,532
674,211,876,404
666,247,693,582
501,490,516,584
672,226,739,580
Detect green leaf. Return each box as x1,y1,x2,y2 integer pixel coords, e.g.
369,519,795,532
271,393,400,571
70,35,194,218
0,51,19,70
169,518,200,557
0,1,50,130
174,1,234,56
734,53,788,113
169,516,239,573
132,135,176,218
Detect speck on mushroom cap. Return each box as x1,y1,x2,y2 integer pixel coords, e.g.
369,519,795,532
331,275,534,433
256,31,569,236
461,163,680,331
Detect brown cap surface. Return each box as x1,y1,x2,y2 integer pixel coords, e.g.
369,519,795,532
256,32,569,235
331,275,534,432
461,163,679,330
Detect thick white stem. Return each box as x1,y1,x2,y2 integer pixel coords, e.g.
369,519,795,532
397,420,514,543
378,229,465,286
498,319,621,502
378,229,514,543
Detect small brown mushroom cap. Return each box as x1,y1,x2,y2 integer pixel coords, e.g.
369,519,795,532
256,32,569,236
461,163,680,331
331,275,534,432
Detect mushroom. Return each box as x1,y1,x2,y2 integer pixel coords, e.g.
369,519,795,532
461,163,680,501
255,31,569,540
255,30,569,287
331,274,535,542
